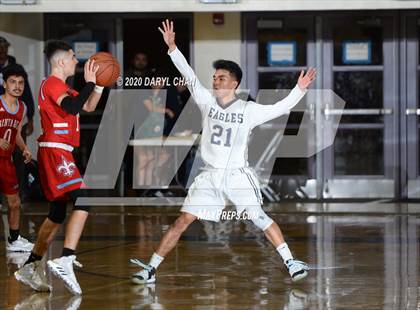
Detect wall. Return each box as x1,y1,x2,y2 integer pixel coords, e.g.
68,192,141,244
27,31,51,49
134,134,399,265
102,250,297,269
1,0,419,12
193,12,242,89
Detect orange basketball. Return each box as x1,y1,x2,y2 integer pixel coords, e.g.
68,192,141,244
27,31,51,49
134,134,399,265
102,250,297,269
90,52,120,87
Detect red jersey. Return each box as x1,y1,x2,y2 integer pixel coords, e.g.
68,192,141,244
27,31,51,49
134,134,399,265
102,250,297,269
0,97,26,157
37,76,80,147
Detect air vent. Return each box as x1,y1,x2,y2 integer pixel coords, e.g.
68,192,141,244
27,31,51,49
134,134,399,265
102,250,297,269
257,20,283,29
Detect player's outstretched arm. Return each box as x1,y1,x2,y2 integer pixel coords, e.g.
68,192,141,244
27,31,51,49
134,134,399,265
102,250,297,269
249,68,316,128
158,19,213,107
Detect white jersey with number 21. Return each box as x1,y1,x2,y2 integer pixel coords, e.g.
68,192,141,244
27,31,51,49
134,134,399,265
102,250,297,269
169,48,307,170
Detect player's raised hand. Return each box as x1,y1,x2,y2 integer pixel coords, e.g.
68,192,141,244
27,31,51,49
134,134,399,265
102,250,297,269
0,138,10,151
84,58,99,84
158,19,177,52
22,148,31,164
297,68,316,90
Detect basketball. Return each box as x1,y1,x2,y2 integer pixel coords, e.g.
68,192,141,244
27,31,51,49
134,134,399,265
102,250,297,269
89,52,120,87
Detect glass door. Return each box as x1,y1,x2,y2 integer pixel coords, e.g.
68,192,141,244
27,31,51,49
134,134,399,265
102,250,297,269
322,14,398,198
405,15,420,199
244,14,317,199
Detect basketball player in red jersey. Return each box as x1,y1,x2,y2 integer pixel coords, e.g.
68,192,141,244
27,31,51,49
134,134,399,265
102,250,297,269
0,64,33,252
15,40,103,295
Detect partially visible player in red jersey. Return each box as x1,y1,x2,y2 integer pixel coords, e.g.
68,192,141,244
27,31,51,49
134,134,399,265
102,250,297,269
15,40,103,295
0,64,33,252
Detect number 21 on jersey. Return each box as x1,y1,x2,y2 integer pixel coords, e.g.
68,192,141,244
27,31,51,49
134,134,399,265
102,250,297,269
211,125,232,147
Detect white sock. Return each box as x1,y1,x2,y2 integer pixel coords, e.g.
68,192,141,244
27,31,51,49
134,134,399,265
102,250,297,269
149,252,164,269
276,243,293,263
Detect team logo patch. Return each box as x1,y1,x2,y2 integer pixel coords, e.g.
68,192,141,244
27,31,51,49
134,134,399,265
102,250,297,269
57,156,76,177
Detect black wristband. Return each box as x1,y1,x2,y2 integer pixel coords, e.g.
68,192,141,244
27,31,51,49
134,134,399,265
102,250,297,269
60,82,95,115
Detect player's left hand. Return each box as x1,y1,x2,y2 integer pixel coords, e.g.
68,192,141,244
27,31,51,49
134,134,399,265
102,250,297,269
297,68,316,90
22,148,32,164
158,19,177,52
84,59,99,84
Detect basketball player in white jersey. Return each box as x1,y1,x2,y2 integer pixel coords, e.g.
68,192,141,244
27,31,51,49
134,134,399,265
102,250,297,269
131,19,316,283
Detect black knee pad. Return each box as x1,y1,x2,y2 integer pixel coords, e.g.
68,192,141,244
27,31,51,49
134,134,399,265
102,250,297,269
47,201,67,224
68,189,90,212
67,189,82,204
73,204,90,212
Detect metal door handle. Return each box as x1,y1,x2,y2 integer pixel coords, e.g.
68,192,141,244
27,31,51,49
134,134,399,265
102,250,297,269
324,108,393,116
406,108,420,115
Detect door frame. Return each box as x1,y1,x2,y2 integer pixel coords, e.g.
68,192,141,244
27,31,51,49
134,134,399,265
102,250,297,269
402,12,420,199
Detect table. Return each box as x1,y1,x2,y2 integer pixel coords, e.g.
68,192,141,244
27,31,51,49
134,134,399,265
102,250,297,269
127,134,200,191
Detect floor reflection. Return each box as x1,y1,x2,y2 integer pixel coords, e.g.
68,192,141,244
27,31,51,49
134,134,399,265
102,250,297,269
0,203,419,309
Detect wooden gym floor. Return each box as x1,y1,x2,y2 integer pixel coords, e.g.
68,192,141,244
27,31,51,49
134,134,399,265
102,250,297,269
1,202,420,309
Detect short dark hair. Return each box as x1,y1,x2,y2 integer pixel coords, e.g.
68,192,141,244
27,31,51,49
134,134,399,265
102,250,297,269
44,40,72,61
134,51,148,58
2,64,27,82
0,36,10,47
213,59,242,87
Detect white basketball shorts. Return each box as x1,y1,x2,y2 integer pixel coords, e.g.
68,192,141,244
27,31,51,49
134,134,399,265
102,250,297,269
181,167,264,222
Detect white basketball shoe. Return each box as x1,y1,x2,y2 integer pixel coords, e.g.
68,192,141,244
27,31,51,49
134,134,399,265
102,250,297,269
285,259,309,282
14,260,51,292
47,255,83,295
130,258,156,284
